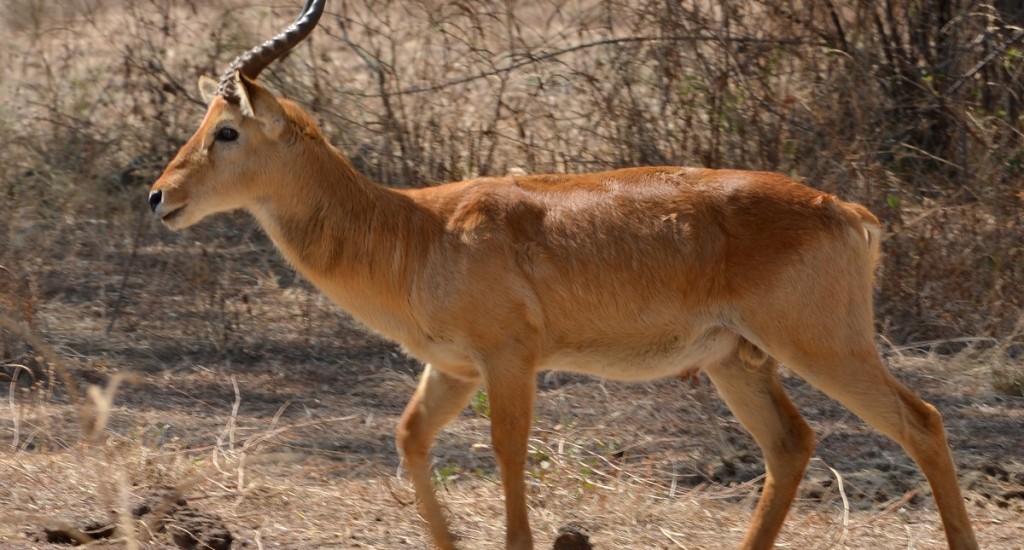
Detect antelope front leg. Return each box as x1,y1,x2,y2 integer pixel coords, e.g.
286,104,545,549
484,362,537,550
396,365,481,550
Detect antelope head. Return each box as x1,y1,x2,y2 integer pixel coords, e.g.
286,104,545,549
148,0,326,230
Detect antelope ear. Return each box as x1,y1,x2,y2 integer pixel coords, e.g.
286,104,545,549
237,74,287,137
198,76,220,104
234,72,257,118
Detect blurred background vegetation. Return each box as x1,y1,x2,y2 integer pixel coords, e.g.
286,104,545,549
0,0,1021,363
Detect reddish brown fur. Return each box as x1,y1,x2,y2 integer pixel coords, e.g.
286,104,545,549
150,76,978,550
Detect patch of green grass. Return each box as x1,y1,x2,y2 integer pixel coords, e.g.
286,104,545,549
471,389,490,418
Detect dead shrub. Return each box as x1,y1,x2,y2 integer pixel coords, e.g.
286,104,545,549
0,0,1020,345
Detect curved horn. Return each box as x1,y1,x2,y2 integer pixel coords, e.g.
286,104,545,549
219,0,326,95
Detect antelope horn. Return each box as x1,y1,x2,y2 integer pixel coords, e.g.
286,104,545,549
219,0,326,99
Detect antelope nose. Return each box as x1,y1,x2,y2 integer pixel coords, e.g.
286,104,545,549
148,190,162,212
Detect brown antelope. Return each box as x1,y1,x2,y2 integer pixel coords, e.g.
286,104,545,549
148,1,978,548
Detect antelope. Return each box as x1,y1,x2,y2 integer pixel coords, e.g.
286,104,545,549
148,1,979,549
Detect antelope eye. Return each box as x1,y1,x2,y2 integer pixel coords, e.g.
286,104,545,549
215,126,239,142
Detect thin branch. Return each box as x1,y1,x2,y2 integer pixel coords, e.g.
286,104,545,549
942,26,1024,99
327,33,828,98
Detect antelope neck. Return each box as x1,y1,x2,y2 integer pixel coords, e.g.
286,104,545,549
249,137,439,333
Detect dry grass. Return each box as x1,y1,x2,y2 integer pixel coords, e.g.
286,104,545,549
1,306,1023,548
1,0,1023,548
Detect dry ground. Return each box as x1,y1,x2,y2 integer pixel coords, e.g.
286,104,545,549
1,215,1022,549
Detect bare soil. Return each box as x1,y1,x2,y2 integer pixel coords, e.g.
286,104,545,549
1,216,1022,549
